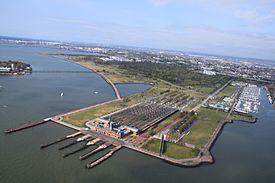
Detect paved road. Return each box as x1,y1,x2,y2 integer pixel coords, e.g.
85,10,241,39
191,79,233,111
97,72,121,100
69,60,121,100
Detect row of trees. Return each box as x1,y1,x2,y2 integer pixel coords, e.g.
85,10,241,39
93,60,231,88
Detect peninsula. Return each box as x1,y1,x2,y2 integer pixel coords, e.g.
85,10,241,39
52,54,257,167
3,51,261,169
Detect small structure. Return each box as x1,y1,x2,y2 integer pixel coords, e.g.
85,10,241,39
203,70,216,75
0,67,11,73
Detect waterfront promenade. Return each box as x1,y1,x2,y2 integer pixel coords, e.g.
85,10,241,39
69,59,121,100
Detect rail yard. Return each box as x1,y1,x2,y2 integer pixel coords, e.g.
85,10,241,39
3,58,262,169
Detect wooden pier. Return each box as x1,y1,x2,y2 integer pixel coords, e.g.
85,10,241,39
79,143,111,160
86,145,122,169
58,134,91,150
40,132,82,149
4,118,51,134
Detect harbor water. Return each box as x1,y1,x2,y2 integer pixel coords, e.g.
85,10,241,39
0,44,275,183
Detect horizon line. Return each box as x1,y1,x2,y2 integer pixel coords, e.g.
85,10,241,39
1,34,274,63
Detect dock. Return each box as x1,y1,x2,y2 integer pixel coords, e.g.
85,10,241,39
58,134,92,150
76,134,92,141
40,132,82,149
86,145,122,169
79,143,111,160
4,118,51,134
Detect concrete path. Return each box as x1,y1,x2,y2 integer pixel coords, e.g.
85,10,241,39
191,79,233,111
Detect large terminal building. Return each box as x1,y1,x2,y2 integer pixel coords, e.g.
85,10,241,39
93,102,178,139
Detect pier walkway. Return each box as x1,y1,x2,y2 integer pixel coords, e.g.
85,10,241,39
86,145,122,169
96,72,121,100
4,118,51,134
40,132,82,149
71,60,121,100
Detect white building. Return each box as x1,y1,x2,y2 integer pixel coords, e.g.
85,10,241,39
0,67,11,72
203,70,216,75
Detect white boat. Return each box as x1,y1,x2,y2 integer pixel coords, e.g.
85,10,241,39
94,91,99,94
60,92,64,97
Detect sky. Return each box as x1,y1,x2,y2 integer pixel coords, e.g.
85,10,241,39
1,0,275,60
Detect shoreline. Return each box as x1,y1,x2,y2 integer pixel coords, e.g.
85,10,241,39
65,58,122,100
124,117,257,168
48,58,258,167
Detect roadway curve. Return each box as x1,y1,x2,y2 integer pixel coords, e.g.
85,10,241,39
67,59,121,100
96,72,121,100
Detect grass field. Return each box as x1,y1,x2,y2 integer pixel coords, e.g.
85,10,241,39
267,84,275,101
217,85,236,98
196,86,216,95
230,112,256,123
74,59,148,84
178,108,227,148
62,100,126,127
142,138,199,159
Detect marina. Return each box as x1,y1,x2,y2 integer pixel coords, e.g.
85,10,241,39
4,118,122,168
234,84,260,114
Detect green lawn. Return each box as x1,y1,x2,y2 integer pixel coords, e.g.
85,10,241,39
63,100,126,127
230,112,256,123
196,86,215,95
218,85,236,98
142,138,199,159
178,108,227,148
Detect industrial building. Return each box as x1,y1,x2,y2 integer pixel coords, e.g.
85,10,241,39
92,102,178,139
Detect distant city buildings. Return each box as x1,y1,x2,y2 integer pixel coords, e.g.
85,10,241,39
1,36,274,83
203,70,216,76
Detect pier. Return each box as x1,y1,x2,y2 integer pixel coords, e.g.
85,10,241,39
58,134,92,150
86,145,122,169
4,118,51,134
40,132,82,149
79,143,111,160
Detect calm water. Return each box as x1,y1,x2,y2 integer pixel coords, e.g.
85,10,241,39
0,44,275,183
115,83,152,97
